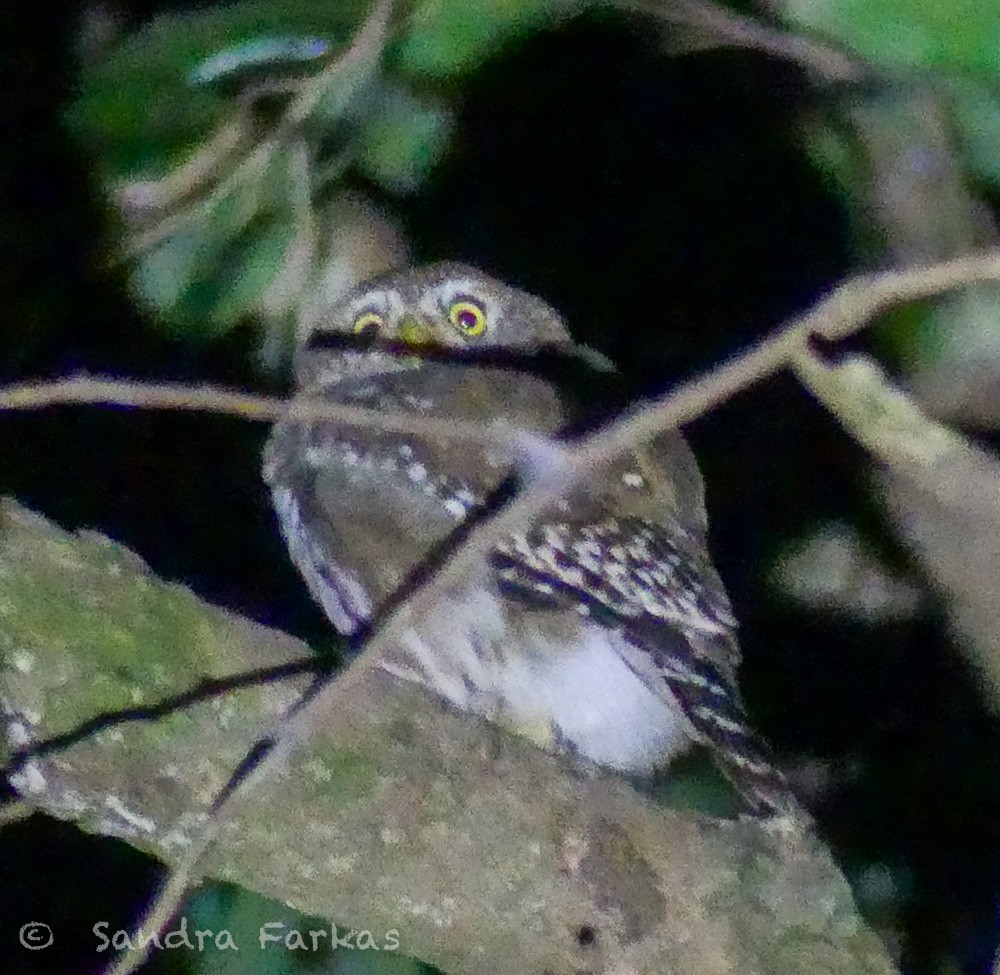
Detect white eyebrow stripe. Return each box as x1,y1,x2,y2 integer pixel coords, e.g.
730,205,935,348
416,291,443,319
443,278,484,298
346,292,391,318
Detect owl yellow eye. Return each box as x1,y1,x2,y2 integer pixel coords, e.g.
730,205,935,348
448,300,487,337
353,310,385,334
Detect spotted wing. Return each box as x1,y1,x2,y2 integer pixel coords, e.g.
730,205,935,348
491,435,800,818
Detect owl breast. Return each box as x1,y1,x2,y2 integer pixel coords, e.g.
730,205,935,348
380,581,692,773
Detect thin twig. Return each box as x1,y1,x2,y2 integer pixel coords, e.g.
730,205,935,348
2,656,321,779
0,375,528,446
630,0,866,83
116,120,253,222
285,0,395,126
792,249,1000,340
2,248,998,429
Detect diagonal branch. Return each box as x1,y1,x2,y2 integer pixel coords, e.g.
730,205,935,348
792,348,1000,705
628,0,866,81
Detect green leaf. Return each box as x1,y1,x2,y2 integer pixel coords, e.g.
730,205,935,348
189,35,332,88
211,218,299,329
397,0,595,78
69,0,369,180
355,83,453,193
133,211,296,338
780,0,1000,79
943,77,1000,186
185,882,433,975
799,113,871,224
133,226,220,316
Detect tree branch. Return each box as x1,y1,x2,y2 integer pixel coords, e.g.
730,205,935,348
0,500,895,975
793,349,1000,705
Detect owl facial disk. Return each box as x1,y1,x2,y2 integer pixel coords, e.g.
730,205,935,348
336,270,502,352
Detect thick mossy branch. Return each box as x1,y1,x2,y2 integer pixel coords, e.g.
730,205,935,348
0,499,896,975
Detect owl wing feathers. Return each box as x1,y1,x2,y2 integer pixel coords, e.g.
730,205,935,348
265,359,572,631
490,440,799,817
269,398,797,814
265,410,484,634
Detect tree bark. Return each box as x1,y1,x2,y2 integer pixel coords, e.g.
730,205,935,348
0,499,897,975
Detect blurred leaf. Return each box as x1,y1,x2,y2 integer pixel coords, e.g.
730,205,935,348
70,0,620,347
880,287,1000,379
133,225,220,315
129,144,293,326
69,0,369,179
355,82,453,193
397,0,595,77
942,77,1000,186
899,288,1000,426
189,34,333,88
778,0,1000,79
135,214,295,337
185,884,301,975
183,881,435,975
845,89,987,266
771,521,923,622
799,113,872,238
211,218,299,329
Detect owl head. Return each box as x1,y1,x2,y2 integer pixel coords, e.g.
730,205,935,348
308,262,575,353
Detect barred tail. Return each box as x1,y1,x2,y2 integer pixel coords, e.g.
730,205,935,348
625,624,806,820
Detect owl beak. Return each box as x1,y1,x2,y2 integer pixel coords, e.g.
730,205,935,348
396,316,436,346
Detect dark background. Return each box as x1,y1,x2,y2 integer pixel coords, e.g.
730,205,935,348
2,4,1000,974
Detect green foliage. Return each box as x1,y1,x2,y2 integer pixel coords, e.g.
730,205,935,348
68,0,368,180
943,77,1000,186
67,0,1000,374
397,0,593,77
183,883,431,975
69,0,594,348
354,81,453,193
132,178,297,337
784,0,1000,372
780,0,1000,79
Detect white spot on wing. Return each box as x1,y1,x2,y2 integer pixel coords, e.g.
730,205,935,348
443,498,467,518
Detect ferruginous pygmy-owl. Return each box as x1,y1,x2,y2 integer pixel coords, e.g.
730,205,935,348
263,263,799,817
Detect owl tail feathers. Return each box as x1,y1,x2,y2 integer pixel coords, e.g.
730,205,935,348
635,640,808,822
663,661,809,820
689,710,806,822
